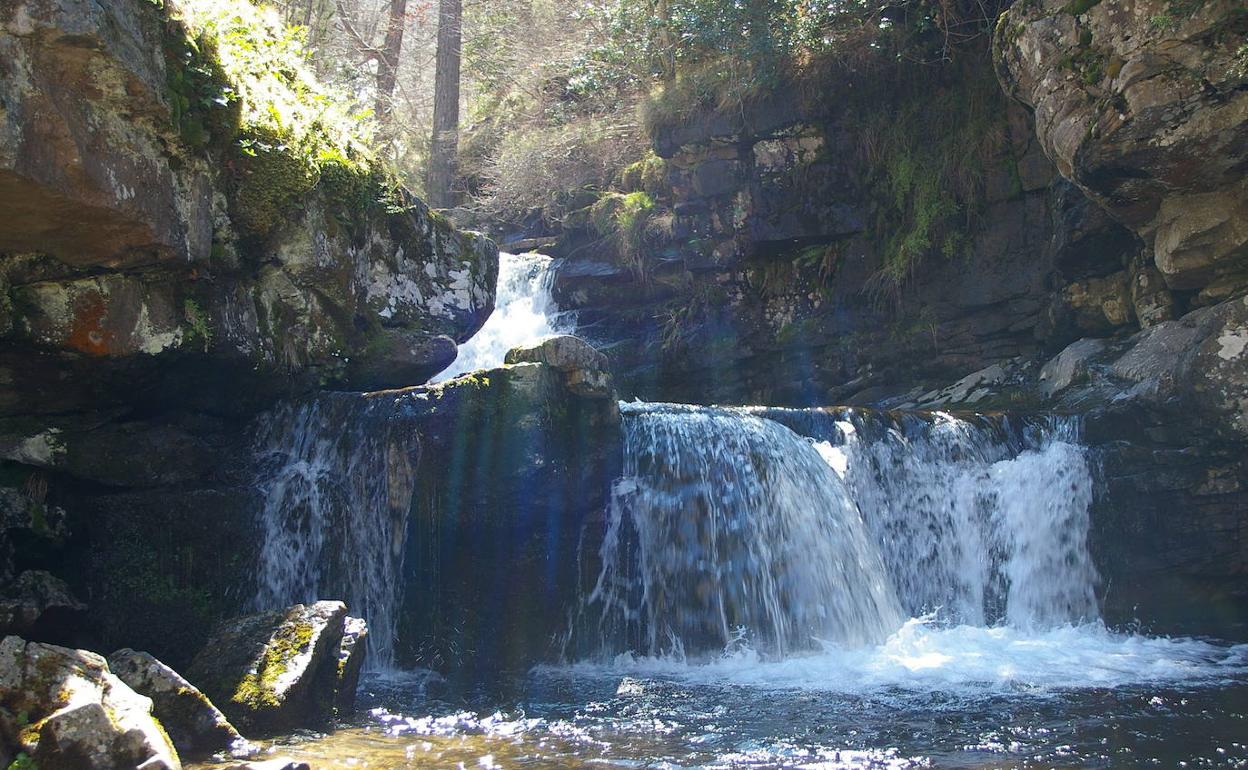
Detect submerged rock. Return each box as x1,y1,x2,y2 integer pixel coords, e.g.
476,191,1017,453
219,759,310,770
186,601,347,735
108,648,245,759
0,635,180,770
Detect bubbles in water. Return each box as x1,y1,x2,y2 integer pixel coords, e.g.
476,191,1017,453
434,252,573,381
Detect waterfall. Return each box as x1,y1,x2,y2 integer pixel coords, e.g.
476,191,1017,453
579,403,906,659
433,251,573,381
760,408,1099,629
251,394,417,669
576,403,1099,661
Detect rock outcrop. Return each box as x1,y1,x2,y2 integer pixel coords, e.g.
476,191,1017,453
186,602,350,735
393,347,622,675
0,0,499,667
547,55,1143,407
995,0,1248,296
0,635,180,770
0,0,498,410
108,648,246,759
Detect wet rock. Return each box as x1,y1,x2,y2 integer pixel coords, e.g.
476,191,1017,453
332,616,368,715
1038,338,1111,399
0,570,85,641
186,601,347,735
996,0,1248,291
0,635,180,770
108,648,245,759
395,363,623,675
505,335,609,373
505,336,614,398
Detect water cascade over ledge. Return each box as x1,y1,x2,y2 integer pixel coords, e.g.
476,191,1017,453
251,394,419,669
572,403,1102,661
434,252,572,381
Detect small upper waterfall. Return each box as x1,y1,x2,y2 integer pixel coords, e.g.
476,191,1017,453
251,394,418,669
575,403,1100,661
433,252,573,381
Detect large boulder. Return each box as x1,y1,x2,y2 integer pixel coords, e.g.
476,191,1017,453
108,648,245,759
504,335,614,397
185,601,347,735
0,636,180,770
995,0,1248,293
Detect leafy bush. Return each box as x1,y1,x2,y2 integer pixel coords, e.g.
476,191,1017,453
168,0,380,239
472,115,646,227
590,191,658,278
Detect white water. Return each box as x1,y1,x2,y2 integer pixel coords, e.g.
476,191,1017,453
559,619,1248,694
252,395,416,669
433,252,573,381
811,410,1099,629
580,403,905,659
568,402,1248,692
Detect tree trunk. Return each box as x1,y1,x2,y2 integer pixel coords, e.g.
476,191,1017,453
657,0,674,80
426,0,461,209
376,0,408,122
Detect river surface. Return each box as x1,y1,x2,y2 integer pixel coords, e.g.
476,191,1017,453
199,626,1248,769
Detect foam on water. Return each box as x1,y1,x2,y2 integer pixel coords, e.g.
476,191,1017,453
434,251,573,381
557,619,1248,695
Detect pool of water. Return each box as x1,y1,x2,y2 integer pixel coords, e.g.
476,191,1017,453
196,622,1248,769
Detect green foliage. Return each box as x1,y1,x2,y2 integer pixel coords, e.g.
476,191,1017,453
858,54,1008,286
7,752,38,770
618,151,669,197
182,299,213,352
167,0,381,240
1063,0,1102,15
591,192,658,278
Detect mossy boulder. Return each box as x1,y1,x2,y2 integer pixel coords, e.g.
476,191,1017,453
0,635,180,770
185,601,346,735
108,648,245,760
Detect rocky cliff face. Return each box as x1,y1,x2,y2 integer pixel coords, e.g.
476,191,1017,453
550,55,1145,407
995,0,1247,299
0,0,499,661
538,6,1248,634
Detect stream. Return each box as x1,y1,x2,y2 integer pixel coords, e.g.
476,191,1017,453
216,253,1248,770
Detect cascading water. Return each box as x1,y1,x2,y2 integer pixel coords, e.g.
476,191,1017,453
576,402,1103,662
579,403,905,659
433,251,573,381
251,252,572,669
760,408,1100,629
251,394,417,669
